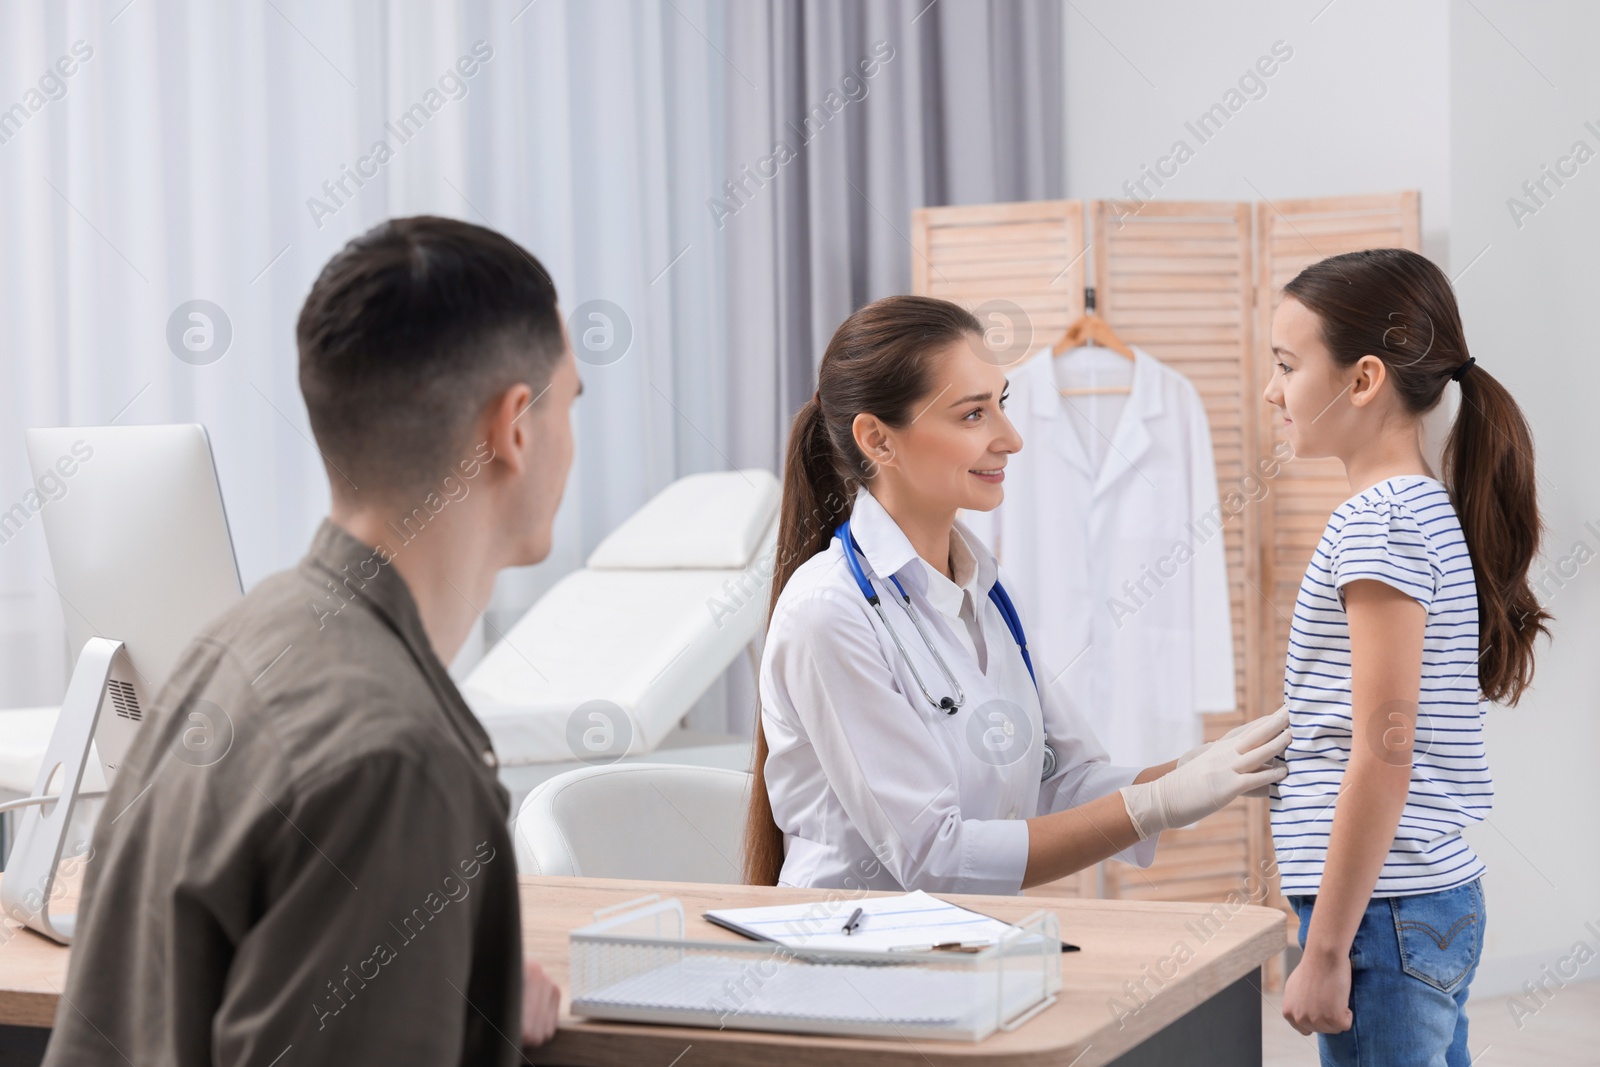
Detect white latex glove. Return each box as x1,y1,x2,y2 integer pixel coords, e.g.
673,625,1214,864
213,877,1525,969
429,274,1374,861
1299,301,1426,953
1121,706,1291,840
1176,704,1291,798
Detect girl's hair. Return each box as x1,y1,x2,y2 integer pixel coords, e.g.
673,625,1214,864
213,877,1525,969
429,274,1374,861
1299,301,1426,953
741,294,983,885
1283,248,1550,706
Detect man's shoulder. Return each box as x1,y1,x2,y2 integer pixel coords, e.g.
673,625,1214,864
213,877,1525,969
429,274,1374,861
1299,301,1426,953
164,563,458,778
201,559,399,665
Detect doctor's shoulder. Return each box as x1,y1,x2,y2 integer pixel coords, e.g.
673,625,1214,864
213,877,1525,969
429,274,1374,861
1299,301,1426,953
766,541,873,636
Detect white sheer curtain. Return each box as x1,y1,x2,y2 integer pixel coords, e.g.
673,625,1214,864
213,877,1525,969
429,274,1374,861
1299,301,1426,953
0,0,1061,736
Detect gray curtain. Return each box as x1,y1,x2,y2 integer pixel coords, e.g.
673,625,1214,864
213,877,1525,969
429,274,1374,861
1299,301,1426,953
716,0,1063,471
0,0,1059,726
690,0,1063,734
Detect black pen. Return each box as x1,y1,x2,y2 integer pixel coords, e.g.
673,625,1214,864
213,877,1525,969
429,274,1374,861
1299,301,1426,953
841,907,864,935
928,897,1080,952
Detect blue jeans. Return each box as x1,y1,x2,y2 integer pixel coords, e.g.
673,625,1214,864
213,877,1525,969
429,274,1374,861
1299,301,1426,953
1286,878,1485,1067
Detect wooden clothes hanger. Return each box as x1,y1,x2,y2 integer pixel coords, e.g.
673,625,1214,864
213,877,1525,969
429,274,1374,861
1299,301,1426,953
1052,287,1135,397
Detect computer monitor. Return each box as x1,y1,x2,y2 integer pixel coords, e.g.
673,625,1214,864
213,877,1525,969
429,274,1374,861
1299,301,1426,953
25,423,243,778
1,424,242,942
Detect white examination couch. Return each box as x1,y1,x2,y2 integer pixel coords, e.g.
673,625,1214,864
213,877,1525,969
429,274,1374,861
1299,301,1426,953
460,469,777,816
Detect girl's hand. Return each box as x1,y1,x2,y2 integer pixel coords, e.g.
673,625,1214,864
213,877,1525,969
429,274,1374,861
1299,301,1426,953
1281,948,1354,1035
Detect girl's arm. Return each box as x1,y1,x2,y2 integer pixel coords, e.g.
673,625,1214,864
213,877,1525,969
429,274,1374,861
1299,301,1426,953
1282,578,1426,1034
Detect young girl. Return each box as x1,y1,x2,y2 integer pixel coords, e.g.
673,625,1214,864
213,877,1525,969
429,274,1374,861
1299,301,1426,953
1267,248,1550,1064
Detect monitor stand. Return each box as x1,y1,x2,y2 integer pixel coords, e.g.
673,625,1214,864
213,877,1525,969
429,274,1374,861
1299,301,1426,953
0,637,122,945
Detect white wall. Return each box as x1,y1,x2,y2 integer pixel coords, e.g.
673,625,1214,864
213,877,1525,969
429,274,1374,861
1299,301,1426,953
1448,0,1600,1000
1063,0,1600,1000
1062,0,1451,259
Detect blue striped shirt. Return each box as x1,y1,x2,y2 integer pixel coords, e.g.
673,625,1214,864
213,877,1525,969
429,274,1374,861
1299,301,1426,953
1269,475,1490,897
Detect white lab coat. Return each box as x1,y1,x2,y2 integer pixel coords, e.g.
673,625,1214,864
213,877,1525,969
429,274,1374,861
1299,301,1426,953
963,345,1236,768
759,486,1158,896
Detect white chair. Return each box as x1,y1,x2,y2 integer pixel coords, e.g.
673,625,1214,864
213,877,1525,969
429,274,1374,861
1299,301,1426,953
514,764,751,883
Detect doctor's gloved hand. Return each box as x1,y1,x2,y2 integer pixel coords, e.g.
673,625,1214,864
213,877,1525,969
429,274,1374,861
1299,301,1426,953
1175,704,1290,797
1120,706,1290,840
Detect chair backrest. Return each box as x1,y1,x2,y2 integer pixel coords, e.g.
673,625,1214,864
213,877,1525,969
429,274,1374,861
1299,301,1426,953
514,764,751,883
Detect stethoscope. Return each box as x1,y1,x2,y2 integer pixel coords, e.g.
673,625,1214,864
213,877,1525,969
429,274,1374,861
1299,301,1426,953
835,518,1058,780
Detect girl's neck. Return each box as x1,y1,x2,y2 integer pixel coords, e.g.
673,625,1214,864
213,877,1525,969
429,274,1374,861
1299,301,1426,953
1340,422,1433,496
870,483,957,581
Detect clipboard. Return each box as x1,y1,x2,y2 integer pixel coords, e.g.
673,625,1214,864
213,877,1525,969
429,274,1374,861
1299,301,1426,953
703,892,1081,953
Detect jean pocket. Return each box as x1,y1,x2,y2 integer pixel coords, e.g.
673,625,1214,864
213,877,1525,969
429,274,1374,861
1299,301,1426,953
1389,880,1483,993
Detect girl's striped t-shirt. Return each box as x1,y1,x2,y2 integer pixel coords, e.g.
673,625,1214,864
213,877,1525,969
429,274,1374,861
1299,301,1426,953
1269,474,1490,897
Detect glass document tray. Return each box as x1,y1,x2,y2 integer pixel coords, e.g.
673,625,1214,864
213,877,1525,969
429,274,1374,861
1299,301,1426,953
568,895,1062,1042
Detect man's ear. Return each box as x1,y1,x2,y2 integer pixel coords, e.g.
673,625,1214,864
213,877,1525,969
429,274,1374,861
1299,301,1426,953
1348,354,1388,409
483,382,535,476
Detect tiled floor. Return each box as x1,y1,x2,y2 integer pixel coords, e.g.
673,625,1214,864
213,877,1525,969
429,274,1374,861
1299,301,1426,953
1261,978,1600,1065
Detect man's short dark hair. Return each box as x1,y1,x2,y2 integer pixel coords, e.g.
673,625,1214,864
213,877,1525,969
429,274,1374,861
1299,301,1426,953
297,215,564,498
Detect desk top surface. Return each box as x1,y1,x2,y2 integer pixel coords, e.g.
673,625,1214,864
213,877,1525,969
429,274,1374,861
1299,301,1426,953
0,875,1288,1066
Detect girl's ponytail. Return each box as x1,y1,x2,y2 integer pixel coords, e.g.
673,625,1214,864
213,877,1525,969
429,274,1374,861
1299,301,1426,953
1444,364,1551,704
1283,248,1551,707
740,295,983,885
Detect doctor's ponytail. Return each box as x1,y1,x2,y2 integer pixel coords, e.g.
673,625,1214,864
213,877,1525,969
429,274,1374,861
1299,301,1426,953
742,295,983,885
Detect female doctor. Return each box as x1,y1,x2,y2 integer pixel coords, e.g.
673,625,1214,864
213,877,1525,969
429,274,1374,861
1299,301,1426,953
743,295,1290,892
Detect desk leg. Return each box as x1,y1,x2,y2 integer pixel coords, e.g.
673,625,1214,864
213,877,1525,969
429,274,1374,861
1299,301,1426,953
0,1025,49,1067
1108,967,1261,1067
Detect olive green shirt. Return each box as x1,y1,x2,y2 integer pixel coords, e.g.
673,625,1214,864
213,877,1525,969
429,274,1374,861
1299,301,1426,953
43,520,523,1066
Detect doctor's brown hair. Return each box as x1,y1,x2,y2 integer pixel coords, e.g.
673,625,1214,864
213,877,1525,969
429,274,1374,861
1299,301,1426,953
1282,248,1550,705
742,295,983,886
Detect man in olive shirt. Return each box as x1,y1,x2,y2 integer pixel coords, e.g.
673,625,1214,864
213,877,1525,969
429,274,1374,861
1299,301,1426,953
44,217,576,1064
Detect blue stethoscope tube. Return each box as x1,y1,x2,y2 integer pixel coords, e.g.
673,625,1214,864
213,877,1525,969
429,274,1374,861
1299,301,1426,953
834,518,1056,780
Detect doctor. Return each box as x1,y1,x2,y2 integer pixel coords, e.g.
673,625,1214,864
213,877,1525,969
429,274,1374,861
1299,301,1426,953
743,295,1290,893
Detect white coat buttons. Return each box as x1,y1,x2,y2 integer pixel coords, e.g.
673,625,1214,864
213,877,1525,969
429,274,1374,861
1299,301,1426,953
481,748,499,769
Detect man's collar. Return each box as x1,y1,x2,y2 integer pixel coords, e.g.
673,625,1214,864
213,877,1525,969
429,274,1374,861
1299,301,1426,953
300,518,506,780
303,518,435,657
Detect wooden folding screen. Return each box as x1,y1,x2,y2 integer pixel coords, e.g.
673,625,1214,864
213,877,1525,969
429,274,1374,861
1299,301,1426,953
910,193,1422,917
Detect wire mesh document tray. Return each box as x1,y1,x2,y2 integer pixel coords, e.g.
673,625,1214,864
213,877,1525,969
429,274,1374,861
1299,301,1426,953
568,895,1062,1041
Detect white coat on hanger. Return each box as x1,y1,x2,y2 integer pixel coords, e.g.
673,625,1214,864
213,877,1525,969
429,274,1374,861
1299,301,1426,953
963,345,1236,767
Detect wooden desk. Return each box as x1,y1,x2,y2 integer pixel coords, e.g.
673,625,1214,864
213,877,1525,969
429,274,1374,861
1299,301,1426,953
0,875,1289,1066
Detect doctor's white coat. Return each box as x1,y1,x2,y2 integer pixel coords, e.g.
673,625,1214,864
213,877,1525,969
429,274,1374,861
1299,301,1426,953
760,487,1159,895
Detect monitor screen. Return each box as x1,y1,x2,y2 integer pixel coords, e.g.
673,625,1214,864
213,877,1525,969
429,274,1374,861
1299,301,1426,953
26,424,242,779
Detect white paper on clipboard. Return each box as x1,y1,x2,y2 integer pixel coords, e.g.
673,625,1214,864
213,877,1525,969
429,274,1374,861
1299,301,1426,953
704,890,1030,953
